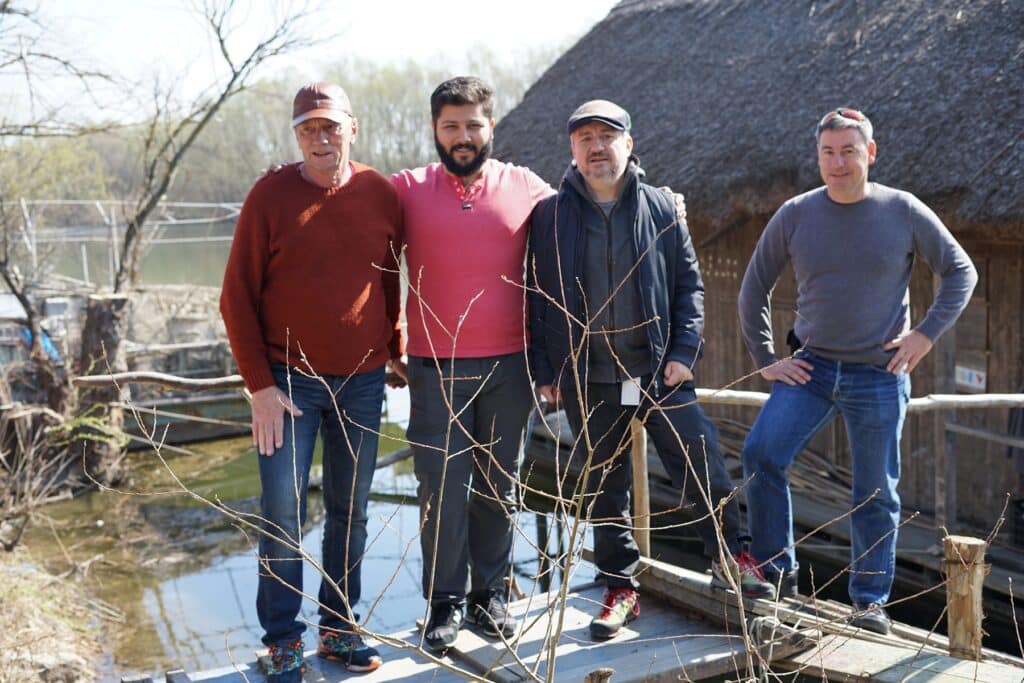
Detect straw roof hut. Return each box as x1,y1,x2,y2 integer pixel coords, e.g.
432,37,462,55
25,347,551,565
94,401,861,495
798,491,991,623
496,0,1024,535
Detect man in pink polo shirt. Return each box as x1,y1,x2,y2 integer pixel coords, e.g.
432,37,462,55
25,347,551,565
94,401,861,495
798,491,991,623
390,76,553,651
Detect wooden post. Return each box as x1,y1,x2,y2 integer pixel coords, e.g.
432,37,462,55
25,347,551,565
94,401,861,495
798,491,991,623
943,534,987,660
933,283,958,534
630,418,650,557
536,512,551,593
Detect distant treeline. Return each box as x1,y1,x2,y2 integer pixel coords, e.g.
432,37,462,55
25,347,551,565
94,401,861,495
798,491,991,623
2,49,559,207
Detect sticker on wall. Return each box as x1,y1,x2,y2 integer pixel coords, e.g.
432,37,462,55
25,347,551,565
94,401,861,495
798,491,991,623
954,365,987,393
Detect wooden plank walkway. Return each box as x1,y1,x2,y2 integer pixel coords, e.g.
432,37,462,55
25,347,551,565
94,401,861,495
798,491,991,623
174,583,769,682
631,554,1024,682
133,554,1023,682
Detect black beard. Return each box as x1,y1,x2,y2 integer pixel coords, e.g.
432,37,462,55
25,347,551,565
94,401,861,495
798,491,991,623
435,136,492,177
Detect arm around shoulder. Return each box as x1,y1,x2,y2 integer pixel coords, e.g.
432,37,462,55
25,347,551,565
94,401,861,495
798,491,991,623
527,197,558,387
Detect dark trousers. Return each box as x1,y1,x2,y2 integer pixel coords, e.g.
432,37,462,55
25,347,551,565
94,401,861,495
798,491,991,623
407,353,532,604
562,381,743,589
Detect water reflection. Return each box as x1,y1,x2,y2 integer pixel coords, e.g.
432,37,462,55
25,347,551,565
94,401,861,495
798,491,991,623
23,418,554,681
130,464,544,678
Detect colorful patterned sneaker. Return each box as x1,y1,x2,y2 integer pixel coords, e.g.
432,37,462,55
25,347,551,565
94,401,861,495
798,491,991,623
850,602,892,636
467,592,517,639
711,551,776,600
317,629,383,673
266,638,304,682
589,588,640,640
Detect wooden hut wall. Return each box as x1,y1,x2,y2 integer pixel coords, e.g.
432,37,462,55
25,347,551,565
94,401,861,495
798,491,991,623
494,0,1024,537
941,241,1023,532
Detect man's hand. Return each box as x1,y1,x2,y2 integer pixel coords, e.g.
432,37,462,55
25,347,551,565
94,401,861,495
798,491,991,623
251,385,303,456
386,358,408,388
883,329,933,374
760,357,814,385
659,186,687,223
663,360,694,386
537,384,561,404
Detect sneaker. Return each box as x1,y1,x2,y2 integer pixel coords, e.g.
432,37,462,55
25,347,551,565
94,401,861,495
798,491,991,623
317,629,382,673
711,551,776,600
266,639,304,682
467,592,517,639
850,602,891,635
423,601,463,652
589,588,640,640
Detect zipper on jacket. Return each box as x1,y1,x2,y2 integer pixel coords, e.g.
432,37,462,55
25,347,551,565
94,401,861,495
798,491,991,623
603,203,617,380
632,192,662,397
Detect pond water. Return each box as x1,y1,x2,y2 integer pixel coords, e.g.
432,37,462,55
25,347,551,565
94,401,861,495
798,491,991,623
21,388,582,681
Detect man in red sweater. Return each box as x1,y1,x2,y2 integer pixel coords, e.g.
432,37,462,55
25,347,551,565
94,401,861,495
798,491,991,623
219,82,402,681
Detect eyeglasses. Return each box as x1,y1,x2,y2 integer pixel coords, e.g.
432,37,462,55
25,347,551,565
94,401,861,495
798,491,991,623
296,121,346,139
819,108,865,126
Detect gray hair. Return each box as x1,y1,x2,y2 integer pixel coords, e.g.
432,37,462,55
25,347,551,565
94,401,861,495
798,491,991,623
816,108,873,145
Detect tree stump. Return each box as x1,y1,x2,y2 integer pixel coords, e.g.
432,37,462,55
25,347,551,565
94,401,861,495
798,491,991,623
943,534,987,660
75,293,132,486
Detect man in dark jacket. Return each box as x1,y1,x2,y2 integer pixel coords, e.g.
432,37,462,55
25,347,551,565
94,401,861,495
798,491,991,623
528,100,774,641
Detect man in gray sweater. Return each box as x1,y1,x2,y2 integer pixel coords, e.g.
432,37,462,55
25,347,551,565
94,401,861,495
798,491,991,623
738,108,977,635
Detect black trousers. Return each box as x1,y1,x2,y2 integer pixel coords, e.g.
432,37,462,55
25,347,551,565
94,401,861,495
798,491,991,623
407,353,532,604
562,381,743,589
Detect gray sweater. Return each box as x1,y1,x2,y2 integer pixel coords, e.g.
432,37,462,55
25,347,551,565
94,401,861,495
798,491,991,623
739,183,977,368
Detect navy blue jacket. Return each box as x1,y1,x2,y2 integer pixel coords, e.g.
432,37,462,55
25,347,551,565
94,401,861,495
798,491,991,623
527,164,705,392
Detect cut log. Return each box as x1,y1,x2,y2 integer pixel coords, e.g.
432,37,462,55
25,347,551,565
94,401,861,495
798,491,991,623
943,534,987,660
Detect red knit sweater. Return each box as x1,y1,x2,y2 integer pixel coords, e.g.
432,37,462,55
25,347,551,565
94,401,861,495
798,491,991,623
220,162,404,392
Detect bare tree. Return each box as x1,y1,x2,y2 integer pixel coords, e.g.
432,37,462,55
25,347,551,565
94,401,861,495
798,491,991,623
111,0,325,291
66,1,325,485
0,1,114,138
0,0,324,503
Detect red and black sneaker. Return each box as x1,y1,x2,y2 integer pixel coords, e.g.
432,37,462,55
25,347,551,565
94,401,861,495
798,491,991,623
589,588,640,640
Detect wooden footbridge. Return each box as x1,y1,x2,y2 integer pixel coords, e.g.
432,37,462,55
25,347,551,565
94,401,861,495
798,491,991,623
84,374,1024,682
122,552,1024,683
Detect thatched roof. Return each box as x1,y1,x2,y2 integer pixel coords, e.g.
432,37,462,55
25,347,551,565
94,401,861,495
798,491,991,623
494,0,1024,231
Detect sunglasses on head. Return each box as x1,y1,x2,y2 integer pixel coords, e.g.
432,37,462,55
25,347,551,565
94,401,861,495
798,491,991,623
819,108,865,126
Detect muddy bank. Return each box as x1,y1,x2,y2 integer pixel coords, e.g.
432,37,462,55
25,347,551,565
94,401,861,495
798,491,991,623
0,547,106,682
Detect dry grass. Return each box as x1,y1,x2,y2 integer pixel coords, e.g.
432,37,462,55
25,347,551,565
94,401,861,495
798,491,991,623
0,547,100,682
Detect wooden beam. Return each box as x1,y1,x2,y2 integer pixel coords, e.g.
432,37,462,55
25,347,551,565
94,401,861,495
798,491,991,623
945,420,1024,449
933,300,958,533
943,535,987,660
629,418,650,557
74,371,245,391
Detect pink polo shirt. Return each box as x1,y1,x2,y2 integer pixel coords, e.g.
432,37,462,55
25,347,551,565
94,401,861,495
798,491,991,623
391,159,554,359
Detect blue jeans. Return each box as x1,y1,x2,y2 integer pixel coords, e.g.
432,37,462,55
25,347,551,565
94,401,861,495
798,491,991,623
742,351,910,605
256,364,385,646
